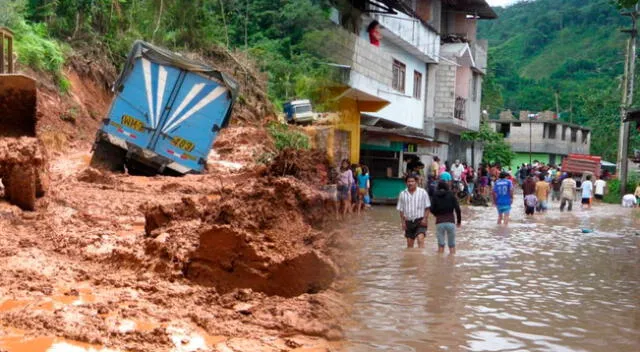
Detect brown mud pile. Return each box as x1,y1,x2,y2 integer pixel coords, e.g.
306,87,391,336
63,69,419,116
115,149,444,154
142,169,338,298
0,45,350,351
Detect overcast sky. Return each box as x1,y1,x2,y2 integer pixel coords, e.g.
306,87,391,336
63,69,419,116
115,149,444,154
486,0,522,7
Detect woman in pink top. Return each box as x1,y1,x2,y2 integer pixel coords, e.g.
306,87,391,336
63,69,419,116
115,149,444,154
337,159,353,216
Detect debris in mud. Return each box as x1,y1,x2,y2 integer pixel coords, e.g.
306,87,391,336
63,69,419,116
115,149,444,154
268,148,330,185
0,43,348,351
212,126,275,166
77,167,116,185
0,137,49,211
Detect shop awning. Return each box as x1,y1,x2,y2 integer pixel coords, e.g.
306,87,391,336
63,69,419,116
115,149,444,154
333,86,390,112
361,125,440,144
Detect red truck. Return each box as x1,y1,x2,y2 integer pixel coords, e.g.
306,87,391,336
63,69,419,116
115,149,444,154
561,154,601,177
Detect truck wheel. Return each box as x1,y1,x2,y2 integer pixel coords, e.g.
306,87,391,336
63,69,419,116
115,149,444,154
5,166,36,211
90,140,126,172
35,166,49,197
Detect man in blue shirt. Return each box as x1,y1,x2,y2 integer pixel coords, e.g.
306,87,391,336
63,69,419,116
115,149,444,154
492,171,514,226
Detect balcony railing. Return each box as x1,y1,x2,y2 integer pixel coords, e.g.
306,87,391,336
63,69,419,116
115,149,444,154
454,96,466,120
368,11,439,62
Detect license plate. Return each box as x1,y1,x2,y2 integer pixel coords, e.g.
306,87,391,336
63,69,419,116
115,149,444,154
121,115,145,132
171,136,195,152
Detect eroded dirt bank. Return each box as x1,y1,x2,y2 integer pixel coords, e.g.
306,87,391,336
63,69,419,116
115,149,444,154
0,136,350,351
0,52,351,351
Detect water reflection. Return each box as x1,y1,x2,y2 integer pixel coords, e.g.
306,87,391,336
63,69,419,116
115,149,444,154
345,198,640,351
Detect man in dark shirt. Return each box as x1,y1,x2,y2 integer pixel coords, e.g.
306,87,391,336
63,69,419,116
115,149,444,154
430,181,462,254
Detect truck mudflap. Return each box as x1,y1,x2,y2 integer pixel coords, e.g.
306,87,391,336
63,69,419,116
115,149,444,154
96,131,198,175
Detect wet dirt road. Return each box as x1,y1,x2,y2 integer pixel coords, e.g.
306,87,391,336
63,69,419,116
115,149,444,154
344,197,640,351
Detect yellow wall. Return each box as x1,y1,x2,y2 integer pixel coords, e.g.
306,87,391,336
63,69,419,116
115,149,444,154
301,97,362,165
337,97,361,163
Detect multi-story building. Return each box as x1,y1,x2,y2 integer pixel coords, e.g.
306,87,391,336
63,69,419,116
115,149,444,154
431,0,495,168
319,0,495,201
489,111,592,170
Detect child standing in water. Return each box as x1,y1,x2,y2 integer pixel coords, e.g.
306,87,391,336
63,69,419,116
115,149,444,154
524,193,537,216
357,166,370,215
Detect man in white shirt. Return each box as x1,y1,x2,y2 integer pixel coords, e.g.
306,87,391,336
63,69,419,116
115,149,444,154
581,175,593,209
397,174,431,248
594,176,607,201
451,159,465,182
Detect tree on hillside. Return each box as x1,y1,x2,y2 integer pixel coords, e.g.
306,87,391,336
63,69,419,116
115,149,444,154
617,0,639,7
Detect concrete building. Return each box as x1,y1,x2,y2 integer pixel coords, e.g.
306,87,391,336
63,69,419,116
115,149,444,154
489,111,592,170
431,1,494,169
320,0,496,201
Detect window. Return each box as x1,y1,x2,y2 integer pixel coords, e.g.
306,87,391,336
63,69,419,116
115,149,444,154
582,131,589,144
413,71,422,99
571,128,577,142
498,123,511,138
562,126,568,140
392,60,406,92
547,124,557,139
513,122,522,127
472,73,479,101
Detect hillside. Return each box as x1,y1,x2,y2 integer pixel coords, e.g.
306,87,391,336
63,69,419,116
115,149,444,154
478,0,640,160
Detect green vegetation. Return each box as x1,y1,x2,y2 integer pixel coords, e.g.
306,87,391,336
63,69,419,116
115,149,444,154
13,0,335,107
267,122,310,151
0,1,68,89
478,0,640,161
604,174,640,203
461,122,515,166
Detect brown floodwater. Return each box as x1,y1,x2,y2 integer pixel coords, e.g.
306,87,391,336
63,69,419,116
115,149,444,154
344,196,640,351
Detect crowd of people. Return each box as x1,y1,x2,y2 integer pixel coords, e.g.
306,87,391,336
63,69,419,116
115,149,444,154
396,158,640,251
327,159,372,218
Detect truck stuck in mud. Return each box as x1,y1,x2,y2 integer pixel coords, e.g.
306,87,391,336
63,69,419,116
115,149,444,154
91,41,239,175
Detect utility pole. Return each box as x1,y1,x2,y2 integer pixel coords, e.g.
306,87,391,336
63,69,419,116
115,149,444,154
618,5,638,196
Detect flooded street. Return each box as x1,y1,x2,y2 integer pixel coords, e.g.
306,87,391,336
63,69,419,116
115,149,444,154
345,196,640,351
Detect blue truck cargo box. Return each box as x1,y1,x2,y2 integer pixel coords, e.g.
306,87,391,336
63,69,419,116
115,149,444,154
94,41,238,174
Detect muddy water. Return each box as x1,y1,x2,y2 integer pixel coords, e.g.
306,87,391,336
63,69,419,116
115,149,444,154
345,197,640,351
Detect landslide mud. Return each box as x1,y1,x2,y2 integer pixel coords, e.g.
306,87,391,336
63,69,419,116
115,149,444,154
0,131,350,351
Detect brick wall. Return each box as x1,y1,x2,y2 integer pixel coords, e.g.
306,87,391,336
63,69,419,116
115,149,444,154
434,64,456,119
314,28,392,87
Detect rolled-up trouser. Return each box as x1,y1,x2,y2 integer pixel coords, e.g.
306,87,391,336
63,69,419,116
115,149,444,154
436,222,456,248
560,197,573,211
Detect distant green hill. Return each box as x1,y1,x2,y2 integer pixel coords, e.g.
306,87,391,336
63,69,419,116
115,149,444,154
478,0,639,161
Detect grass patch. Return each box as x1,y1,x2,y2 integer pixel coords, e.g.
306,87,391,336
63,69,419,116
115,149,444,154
267,122,310,151
603,174,640,204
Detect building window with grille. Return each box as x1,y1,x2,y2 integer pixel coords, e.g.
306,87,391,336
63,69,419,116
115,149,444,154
392,60,406,92
413,71,422,99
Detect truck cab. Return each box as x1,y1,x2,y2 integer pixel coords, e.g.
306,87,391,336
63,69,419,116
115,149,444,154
283,99,314,124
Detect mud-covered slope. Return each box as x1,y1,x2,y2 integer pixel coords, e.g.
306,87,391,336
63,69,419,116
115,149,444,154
0,44,349,352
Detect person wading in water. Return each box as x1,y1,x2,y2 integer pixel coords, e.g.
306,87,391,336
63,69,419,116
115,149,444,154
493,171,514,226
430,181,462,254
397,175,431,249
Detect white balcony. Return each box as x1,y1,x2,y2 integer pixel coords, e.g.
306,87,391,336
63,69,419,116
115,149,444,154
367,11,440,63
